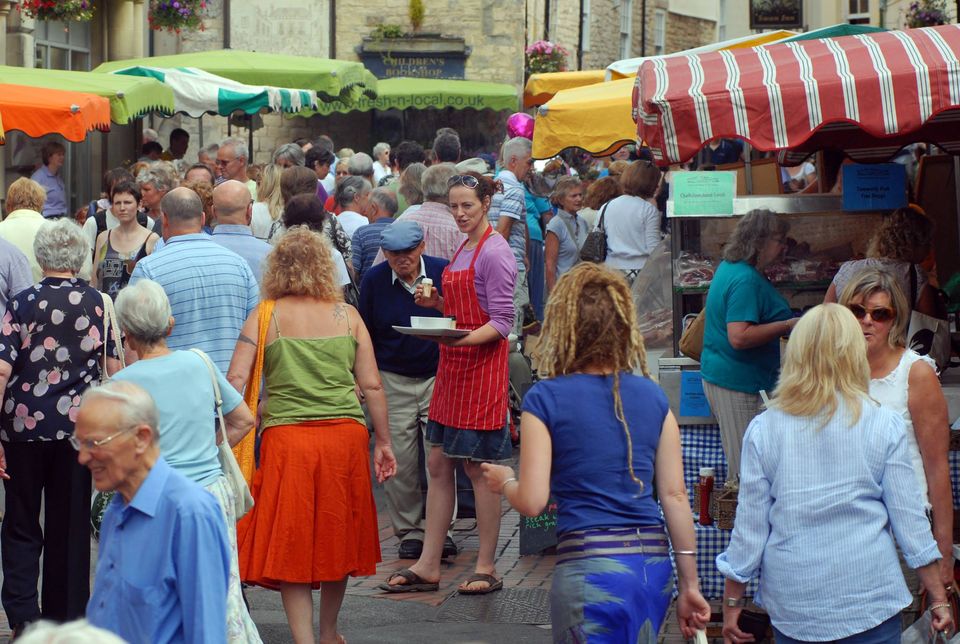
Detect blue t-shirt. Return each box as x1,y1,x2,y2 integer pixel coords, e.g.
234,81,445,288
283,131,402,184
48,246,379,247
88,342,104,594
113,350,243,486
700,260,793,394
522,372,667,535
525,191,550,243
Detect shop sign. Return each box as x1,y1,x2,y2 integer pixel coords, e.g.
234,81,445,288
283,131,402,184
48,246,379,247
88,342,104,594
749,0,803,30
360,53,467,80
670,171,736,217
842,163,907,211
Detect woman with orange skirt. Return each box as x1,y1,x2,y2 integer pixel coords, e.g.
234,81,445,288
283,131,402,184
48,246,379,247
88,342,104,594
228,226,397,644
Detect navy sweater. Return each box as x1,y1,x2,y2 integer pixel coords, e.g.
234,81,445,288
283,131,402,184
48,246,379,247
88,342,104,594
358,255,448,378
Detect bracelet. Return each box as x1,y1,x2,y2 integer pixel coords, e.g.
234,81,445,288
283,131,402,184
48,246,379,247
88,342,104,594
726,597,748,608
500,477,518,494
930,602,952,613
674,550,697,556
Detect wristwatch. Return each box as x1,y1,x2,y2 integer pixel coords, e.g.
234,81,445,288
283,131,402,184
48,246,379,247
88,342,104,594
725,597,748,608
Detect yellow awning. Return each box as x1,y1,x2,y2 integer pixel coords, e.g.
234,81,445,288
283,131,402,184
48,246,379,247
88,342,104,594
532,78,636,159
523,69,606,108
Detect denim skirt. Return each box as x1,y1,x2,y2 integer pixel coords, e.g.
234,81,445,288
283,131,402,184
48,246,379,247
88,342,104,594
425,419,512,462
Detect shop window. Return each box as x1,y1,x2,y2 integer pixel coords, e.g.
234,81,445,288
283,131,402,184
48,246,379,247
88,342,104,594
620,0,633,59
654,9,666,56
848,0,870,23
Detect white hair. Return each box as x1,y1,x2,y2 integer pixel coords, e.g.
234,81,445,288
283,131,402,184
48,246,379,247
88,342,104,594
501,136,532,165
199,143,219,159
220,136,249,162
372,142,390,158
18,619,127,644
34,219,87,274
422,163,457,202
272,143,305,166
114,279,172,345
136,162,179,192
81,380,160,444
348,152,374,177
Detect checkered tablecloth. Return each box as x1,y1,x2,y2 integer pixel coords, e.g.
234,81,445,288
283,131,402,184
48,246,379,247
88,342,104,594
691,523,758,599
680,424,728,508
950,450,960,504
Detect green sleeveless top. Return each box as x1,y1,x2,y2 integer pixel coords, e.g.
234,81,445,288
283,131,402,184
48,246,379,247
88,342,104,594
260,310,365,429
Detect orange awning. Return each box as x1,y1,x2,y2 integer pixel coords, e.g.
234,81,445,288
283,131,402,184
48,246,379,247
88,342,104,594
0,84,111,143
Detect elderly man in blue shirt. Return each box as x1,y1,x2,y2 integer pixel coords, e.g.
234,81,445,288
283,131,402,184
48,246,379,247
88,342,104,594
210,180,272,283
77,380,229,644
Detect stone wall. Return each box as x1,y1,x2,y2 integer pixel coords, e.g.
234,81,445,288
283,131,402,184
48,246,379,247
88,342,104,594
664,10,716,55
582,0,624,70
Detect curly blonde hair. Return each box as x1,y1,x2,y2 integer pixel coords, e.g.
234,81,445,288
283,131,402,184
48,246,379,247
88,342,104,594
867,205,934,262
538,263,648,489
261,226,342,302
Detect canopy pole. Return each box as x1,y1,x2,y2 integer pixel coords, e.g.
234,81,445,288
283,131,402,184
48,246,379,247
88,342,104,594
248,116,254,165
198,114,203,150
954,156,960,260
743,143,753,195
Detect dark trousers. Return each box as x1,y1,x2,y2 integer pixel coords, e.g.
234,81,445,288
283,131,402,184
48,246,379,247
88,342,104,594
1,440,91,625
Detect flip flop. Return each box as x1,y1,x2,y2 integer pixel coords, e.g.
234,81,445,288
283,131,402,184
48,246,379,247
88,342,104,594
378,568,440,593
457,573,503,595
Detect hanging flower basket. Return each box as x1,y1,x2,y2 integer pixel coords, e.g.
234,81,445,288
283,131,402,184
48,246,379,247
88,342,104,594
19,0,95,22
525,40,569,75
148,0,205,32
905,0,949,28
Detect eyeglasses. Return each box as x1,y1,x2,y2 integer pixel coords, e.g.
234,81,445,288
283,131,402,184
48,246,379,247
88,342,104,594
68,426,135,452
448,174,480,189
847,303,896,323
214,158,235,167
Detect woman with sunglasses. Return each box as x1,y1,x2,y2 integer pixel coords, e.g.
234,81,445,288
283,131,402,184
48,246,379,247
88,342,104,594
381,171,517,596
700,209,797,483
838,268,953,587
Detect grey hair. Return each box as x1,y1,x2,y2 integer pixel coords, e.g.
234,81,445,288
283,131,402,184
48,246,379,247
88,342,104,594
272,143,305,166
81,380,160,444
114,279,172,345
34,218,87,274
348,152,374,178
722,209,790,266
136,162,179,192
199,143,219,158
501,136,533,165
369,187,398,217
422,163,457,202
18,619,128,644
335,175,372,208
372,142,390,158
160,186,203,223
220,137,249,162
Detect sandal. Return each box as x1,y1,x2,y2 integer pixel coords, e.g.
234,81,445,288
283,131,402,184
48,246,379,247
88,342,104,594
457,573,503,595
378,568,440,593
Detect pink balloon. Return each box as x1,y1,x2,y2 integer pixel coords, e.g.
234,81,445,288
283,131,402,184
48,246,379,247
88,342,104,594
507,112,535,140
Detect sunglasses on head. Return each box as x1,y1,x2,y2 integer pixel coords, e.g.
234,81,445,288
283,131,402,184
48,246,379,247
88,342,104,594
847,303,896,323
448,174,480,189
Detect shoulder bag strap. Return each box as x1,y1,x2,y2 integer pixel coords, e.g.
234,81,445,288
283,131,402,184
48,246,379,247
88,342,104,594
99,291,125,378
559,213,578,245
597,203,609,232
190,348,228,447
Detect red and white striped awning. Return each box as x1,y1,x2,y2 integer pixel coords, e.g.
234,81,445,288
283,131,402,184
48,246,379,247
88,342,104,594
635,24,960,165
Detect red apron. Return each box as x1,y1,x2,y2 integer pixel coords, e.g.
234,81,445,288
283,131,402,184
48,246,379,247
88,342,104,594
429,226,509,430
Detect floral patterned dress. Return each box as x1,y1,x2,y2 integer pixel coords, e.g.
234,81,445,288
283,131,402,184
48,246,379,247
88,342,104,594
0,277,118,442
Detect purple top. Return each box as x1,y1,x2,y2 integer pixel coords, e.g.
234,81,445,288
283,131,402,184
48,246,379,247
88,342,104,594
448,231,517,338
315,180,328,205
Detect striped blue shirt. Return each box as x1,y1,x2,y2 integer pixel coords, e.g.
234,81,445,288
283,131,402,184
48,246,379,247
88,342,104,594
352,217,394,283
488,170,527,268
130,234,259,372
716,399,940,641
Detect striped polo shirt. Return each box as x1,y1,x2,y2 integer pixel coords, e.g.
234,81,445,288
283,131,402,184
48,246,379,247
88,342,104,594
130,233,259,372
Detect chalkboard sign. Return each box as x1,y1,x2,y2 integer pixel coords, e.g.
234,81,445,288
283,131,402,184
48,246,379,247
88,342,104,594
519,499,558,555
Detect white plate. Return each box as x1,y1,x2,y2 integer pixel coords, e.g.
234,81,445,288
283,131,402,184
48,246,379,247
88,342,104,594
392,325,470,338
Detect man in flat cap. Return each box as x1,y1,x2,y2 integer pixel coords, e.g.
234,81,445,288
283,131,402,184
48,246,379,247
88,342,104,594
358,221,457,560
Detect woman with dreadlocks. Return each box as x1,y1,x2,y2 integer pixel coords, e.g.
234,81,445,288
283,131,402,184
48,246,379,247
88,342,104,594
482,262,710,643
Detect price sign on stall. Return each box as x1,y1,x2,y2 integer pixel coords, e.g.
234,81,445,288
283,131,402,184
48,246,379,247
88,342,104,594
669,171,736,217
842,163,907,211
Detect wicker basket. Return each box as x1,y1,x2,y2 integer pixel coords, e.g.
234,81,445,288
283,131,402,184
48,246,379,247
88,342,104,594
715,486,739,530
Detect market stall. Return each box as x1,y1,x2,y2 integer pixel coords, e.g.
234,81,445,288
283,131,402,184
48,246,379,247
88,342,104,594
522,69,606,108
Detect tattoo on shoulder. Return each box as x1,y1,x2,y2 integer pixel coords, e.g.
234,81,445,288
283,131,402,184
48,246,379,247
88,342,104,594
333,304,346,322
237,334,257,347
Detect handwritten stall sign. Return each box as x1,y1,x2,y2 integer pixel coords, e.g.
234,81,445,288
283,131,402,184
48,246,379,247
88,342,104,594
670,171,736,217
842,163,907,211
519,499,558,555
